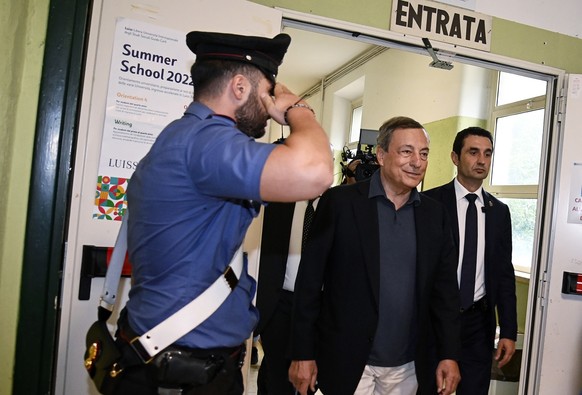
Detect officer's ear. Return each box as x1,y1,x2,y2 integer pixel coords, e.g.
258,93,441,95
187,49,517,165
231,74,251,103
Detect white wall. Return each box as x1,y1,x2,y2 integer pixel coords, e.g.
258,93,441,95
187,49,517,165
361,50,492,128
312,47,492,145
438,0,582,39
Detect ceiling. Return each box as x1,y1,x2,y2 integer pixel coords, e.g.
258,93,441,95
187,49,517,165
276,26,375,95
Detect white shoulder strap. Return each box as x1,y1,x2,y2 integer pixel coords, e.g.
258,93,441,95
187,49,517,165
132,247,243,361
99,212,244,361
100,212,129,310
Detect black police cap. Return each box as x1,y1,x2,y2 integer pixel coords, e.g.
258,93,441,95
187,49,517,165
186,31,291,82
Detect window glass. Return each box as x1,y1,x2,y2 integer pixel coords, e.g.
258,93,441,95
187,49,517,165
349,105,363,143
498,198,537,272
497,72,547,106
491,109,544,185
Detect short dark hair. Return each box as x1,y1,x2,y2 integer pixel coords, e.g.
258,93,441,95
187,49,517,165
191,60,263,100
377,116,426,151
452,127,493,156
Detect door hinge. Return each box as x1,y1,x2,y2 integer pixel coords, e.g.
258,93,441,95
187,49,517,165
539,271,549,308
556,87,566,123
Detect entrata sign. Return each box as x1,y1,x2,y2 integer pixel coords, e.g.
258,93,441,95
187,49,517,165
391,0,492,51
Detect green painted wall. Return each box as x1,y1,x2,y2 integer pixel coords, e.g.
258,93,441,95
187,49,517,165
422,116,487,190
2,0,580,392
0,0,50,393
253,0,582,73
516,278,529,333
491,18,582,73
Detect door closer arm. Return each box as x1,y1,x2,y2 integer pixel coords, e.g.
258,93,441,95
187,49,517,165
422,38,454,70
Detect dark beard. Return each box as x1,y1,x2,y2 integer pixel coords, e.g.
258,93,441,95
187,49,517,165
236,92,268,139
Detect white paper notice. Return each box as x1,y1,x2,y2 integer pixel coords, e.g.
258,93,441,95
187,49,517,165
568,162,582,224
94,18,195,220
570,75,581,100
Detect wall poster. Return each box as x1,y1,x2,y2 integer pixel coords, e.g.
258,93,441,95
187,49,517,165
94,17,194,220
567,162,582,224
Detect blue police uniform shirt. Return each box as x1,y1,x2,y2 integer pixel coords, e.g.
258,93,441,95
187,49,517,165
125,101,276,349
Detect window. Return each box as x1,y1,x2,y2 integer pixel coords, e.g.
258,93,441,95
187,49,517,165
348,101,363,144
498,198,537,272
491,109,544,186
488,72,547,274
497,72,547,106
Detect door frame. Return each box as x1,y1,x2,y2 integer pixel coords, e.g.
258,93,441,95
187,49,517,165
279,9,566,394
14,0,92,393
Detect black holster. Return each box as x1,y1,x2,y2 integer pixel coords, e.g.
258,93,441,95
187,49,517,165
152,347,224,388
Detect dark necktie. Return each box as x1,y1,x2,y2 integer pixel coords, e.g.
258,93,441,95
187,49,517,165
302,199,315,252
460,193,478,310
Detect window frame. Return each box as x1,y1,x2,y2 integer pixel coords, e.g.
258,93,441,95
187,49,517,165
347,98,363,146
486,72,547,274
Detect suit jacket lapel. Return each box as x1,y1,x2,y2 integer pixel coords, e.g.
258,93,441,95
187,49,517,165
352,181,381,306
415,197,431,294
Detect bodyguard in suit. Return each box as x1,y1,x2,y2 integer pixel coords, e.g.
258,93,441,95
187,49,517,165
423,126,517,395
255,199,317,394
289,116,461,395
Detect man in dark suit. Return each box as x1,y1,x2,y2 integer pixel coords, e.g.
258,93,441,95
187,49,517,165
423,126,517,395
254,199,318,394
288,116,462,395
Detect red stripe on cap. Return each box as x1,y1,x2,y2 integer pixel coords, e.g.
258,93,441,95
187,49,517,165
198,52,248,60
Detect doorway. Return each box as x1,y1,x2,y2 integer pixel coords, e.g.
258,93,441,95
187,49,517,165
256,17,559,395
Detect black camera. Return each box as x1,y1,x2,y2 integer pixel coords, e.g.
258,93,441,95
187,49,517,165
355,161,379,181
341,129,380,182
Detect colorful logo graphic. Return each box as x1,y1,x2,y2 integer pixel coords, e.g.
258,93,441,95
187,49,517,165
94,175,128,220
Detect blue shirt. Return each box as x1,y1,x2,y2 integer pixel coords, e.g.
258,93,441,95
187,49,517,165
367,170,419,367
125,102,276,348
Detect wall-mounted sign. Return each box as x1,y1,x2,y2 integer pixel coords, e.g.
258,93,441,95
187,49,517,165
93,18,195,220
390,0,492,51
568,162,582,224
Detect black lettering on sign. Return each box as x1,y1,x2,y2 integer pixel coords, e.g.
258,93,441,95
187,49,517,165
395,0,488,45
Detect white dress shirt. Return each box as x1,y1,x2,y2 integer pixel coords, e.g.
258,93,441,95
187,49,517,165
282,198,319,292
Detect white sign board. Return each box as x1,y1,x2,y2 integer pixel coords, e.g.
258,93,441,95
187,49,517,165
567,162,582,224
94,18,195,220
390,0,492,51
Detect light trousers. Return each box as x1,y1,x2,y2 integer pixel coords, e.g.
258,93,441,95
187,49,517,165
353,361,418,395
